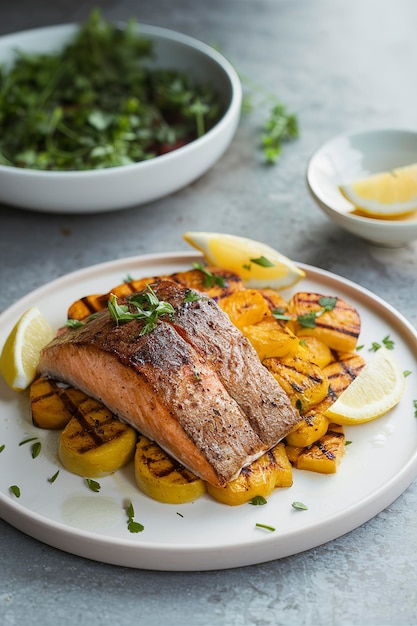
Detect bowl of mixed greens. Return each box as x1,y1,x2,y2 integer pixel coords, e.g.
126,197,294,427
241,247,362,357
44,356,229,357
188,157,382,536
0,12,241,213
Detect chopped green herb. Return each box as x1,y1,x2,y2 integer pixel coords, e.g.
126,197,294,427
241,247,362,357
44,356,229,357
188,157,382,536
242,263,251,271
10,485,21,497
124,274,134,283
413,400,417,418
184,290,201,303
345,440,352,446
404,370,412,378
19,437,38,446
108,286,174,333
86,478,101,493
31,441,42,459
255,522,275,532
48,470,60,484
66,319,85,328
382,335,395,350
356,344,364,351
369,342,381,353
0,10,223,171
250,255,274,268
0,444,5,453
292,501,308,511
126,501,144,533
271,308,292,322
262,103,298,165
249,495,268,506
297,297,337,329
192,262,226,288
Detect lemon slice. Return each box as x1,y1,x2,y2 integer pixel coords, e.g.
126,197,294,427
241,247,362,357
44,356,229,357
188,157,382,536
0,307,55,391
325,347,406,425
340,163,417,218
183,232,305,289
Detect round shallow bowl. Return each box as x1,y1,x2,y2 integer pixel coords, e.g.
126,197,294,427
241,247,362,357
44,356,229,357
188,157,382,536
307,128,417,247
0,23,241,214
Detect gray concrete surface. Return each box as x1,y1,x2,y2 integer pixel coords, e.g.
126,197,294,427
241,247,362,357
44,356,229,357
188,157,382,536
1,1,417,624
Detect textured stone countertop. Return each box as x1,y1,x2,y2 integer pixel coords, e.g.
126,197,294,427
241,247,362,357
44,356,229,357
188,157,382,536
1,1,417,625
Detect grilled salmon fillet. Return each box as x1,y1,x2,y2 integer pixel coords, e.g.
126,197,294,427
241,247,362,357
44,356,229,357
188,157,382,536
38,281,301,487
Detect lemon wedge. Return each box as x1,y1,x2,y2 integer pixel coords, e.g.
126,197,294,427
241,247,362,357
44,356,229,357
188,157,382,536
183,232,305,289
340,163,417,218
324,347,406,425
0,307,55,391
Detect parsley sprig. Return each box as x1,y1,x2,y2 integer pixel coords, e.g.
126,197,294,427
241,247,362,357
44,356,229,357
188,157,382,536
108,286,174,333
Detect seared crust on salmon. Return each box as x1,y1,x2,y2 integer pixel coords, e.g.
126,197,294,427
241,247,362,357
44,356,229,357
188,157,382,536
39,281,301,486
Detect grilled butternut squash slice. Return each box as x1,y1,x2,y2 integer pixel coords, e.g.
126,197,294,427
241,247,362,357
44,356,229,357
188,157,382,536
300,336,334,369
323,352,366,395
264,343,329,413
285,413,329,448
31,376,87,430
134,434,206,504
59,398,137,477
217,288,271,331
287,423,345,474
207,444,292,506
242,317,300,361
288,292,361,353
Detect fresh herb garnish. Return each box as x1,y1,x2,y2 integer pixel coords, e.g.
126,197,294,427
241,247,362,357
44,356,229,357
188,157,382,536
192,262,226,288
126,501,144,533
255,522,275,532
250,495,268,506
10,485,21,498
369,335,395,352
297,296,337,329
31,441,42,459
261,103,299,164
271,308,292,322
86,478,101,493
184,290,201,303
404,370,412,378
413,400,417,418
66,319,85,329
0,444,5,453
108,286,174,333
19,437,38,446
291,501,308,511
0,11,223,171
250,256,274,268
48,470,60,484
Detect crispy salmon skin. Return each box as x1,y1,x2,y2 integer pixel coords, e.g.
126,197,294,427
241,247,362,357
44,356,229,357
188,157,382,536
38,281,301,486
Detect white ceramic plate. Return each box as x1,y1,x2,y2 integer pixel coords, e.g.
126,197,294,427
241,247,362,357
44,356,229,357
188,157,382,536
1,252,417,571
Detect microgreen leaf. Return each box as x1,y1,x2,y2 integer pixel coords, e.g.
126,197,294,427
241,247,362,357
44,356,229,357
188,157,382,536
86,478,101,493
126,501,144,533
31,441,42,459
250,255,274,268
192,262,226,288
48,470,60,484
291,501,308,511
249,495,268,505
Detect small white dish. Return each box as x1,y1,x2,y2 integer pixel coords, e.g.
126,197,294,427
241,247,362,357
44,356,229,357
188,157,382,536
307,128,417,247
0,23,241,214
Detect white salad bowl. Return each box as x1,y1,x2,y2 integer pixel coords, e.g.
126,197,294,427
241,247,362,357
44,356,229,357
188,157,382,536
307,128,417,247
0,23,242,214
